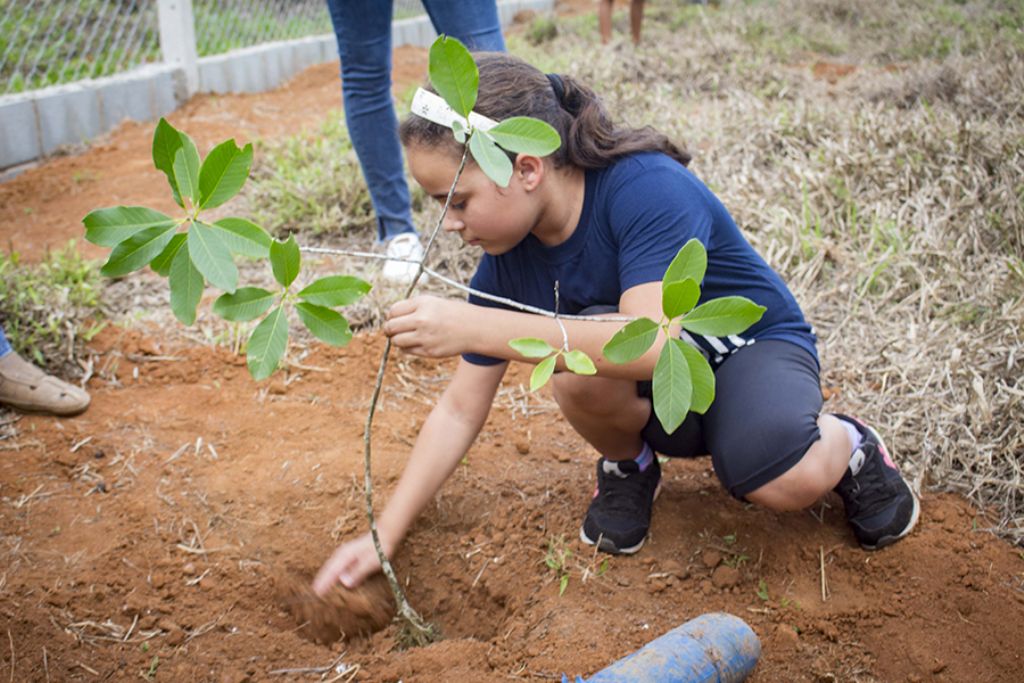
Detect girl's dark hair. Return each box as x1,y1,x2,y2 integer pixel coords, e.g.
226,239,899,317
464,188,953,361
400,52,691,169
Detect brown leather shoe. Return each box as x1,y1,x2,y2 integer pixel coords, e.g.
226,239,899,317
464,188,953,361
0,352,90,416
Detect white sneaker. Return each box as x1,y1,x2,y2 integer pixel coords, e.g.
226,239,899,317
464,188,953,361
382,232,424,283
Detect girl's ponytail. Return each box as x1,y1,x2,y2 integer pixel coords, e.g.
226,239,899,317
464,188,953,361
554,74,691,169
401,53,691,170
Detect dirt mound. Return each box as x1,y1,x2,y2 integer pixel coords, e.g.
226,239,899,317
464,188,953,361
276,571,395,644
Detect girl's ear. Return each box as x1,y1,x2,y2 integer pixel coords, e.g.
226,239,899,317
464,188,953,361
513,154,545,192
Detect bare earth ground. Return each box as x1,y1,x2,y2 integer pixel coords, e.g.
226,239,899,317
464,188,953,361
2,8,1024,683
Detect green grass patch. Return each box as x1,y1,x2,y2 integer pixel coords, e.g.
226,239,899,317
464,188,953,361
244,113,375,238
0,242,104,372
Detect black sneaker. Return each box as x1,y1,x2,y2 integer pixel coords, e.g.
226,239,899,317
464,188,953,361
579,456,661,554
833,414,920,550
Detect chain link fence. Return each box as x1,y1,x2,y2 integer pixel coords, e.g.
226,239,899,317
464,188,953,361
1,0,427,96
1,0,159,95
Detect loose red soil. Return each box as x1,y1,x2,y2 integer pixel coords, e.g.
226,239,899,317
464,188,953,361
2,10,1024,682
276,572,395,645
2,329,1023,681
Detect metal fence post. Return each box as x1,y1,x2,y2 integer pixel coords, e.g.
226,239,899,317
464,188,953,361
157,0,199,96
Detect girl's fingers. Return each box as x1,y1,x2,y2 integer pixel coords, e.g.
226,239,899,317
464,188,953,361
383,316,417,337
389,331,420,350
347,552,382,588
387,297,422,321
312,546,355,595
313,535,385,593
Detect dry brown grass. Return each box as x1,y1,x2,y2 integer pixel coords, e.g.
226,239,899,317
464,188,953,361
512,0,1023,541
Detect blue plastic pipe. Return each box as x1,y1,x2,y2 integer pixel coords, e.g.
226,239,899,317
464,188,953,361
581,612,761,683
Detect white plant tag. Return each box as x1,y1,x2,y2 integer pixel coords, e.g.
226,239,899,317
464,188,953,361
410,88,497,132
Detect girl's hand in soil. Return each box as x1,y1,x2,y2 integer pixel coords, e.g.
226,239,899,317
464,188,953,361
383,295,473,358
313,532,392,593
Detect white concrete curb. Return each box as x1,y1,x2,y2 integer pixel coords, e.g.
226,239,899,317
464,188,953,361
0,0,554,171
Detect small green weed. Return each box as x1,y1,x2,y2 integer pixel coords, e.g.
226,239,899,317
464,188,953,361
1006,256,1024,285
705,532,751,569
724,552,750,569
142,655,159,680
544,535,574,596
756,578,770,601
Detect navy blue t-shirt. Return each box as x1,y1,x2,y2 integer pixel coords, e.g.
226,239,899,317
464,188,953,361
464,152,817,368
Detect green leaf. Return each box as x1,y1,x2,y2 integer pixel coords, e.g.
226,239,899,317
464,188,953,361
662,278,701,319
602,317,660,364
100,223,177,277
428,35,478,118
664,238,707,288
83,206,177,247
296,302,353,347
151,233,186,276
211,217,272,258
173,136,201,205
188,221,238,292
199,140,253,209
680,296,766,337
676,340,715,414
488,117,561,156
212,287,275,322
469,130,513,187
270,234,301,288
652,339,692,434
564,349,597,375
246,306,288,380
509,337,556,359
152,118,184,207
169,246,204,325
530,354,557,392
297,275,371,307
452,119,467,144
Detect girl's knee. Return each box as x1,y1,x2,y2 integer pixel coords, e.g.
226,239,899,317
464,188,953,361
715,421,830,512
745,473,826,512
551,371,598,410
742,450,835,511
551,373,641,418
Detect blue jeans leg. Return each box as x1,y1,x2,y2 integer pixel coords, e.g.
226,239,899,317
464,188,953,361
327,0,410,242
325,0,506,242
421,0,507,52
0,326,11,359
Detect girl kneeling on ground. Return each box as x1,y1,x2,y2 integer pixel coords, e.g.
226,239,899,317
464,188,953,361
313,53,919,594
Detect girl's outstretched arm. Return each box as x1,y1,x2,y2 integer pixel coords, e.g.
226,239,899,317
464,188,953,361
385,282,670,380
312,358,507,593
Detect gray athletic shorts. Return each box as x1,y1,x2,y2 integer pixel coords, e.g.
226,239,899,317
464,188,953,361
638,339,823,499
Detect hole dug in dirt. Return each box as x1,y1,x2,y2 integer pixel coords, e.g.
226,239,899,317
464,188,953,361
275,555,518,647
275,571,395,644
273,487,541,648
